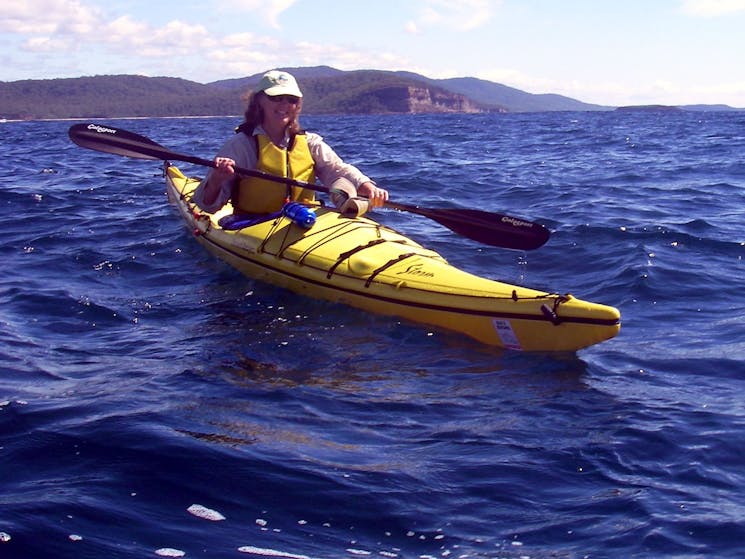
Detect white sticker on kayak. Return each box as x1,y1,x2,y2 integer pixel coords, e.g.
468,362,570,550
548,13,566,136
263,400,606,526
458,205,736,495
493,319,522,351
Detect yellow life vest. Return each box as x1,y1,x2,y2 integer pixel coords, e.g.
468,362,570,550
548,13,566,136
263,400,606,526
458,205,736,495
234,133,317,214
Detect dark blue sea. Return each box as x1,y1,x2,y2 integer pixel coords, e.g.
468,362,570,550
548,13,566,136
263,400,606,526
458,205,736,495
1,111,744,559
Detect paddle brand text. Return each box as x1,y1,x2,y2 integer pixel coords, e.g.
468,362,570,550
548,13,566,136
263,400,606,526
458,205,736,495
87,124,117,135
501,216,534,228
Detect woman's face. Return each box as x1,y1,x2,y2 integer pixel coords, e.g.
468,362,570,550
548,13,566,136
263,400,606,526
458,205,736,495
259,93,301,129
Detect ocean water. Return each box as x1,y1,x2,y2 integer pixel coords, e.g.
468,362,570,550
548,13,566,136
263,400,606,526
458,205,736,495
1,111,744,559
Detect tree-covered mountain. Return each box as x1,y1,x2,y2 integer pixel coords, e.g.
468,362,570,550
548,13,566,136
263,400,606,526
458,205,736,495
1,66,740,120
0,66,608,120
0,75,241,120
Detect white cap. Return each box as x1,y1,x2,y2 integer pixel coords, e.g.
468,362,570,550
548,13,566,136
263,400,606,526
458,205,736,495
256,70,303,98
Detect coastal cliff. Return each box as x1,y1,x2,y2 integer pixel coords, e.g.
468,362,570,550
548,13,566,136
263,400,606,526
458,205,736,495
406,86,494,113
339,84,494,114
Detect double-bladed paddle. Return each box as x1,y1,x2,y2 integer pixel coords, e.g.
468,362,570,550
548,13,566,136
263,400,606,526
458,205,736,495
68,123,550,250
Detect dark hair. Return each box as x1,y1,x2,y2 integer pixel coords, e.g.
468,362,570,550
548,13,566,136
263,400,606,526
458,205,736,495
240,91,303,136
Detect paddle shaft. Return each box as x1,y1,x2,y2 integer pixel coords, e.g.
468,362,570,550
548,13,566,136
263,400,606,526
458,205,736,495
68,123,550,250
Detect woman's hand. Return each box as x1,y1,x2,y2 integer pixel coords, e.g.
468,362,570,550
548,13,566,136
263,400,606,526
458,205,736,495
201,157,236,206
357,181,389,208
213,157,236,180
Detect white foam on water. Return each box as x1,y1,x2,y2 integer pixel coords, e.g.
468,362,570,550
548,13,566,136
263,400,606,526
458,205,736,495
0,532,11,543
237,545,315,559
68,534,83,541
155,548,186,557
187,504,226,521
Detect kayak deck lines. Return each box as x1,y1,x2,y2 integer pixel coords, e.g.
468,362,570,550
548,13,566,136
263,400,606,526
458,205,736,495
365,251,419,288
197,228,614,325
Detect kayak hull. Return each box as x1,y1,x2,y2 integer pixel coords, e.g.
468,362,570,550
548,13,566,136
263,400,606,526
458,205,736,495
165,164,620,351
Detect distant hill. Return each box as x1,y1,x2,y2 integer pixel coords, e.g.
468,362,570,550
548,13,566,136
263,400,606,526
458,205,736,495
680,104,744,112
209,65,347,90
0,66,604,120
0,75,240,120
393,72,607,112
615,103,744,112
209,67,487,115
0,66,741,120
615,104,685,112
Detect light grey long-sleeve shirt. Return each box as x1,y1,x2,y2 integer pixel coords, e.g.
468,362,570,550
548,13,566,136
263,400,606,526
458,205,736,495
192,126,373,213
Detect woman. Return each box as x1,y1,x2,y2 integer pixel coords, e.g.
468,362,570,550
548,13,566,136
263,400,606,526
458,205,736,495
193,70,388,216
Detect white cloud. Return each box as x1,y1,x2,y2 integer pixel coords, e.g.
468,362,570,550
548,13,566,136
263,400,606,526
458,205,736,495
218,0,298,28
293,40,408,72
35,13,214,59
203,34,281,76
105,15,149,42
478,67,550,92
22,36,73,53
481,70,745,108
1,0,101,34
679,0,745,17
404,21,420,34
411,0,499,32
0,0,407,82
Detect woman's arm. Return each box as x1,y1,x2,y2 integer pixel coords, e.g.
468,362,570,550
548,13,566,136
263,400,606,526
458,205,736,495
308,133,388,208
192,134,258,213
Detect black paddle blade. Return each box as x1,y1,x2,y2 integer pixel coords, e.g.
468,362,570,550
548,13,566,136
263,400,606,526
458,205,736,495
68,123,215,169
386,202,550,250
430,208,549,250
68,123,166,160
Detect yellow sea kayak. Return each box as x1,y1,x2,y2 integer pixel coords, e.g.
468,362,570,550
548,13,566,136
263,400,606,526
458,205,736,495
165,164,620,351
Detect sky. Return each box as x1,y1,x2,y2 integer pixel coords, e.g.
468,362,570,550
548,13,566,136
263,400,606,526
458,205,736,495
2,0,745,107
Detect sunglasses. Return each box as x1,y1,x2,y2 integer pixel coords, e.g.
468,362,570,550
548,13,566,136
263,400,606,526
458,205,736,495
267,95,300,105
